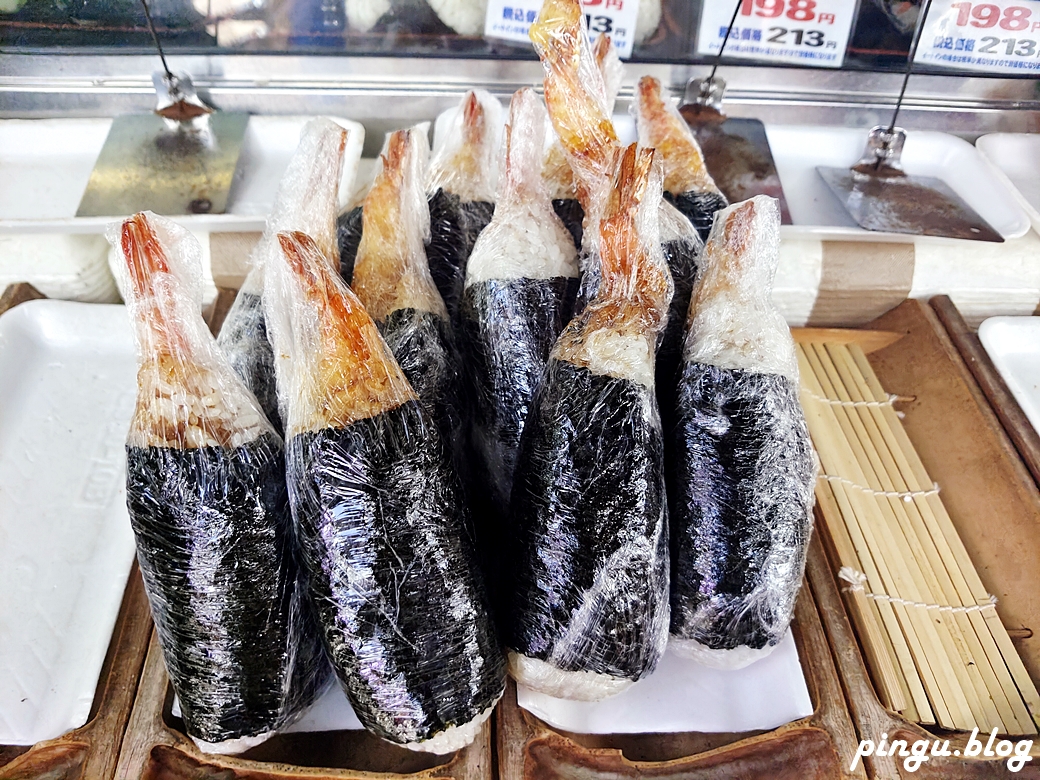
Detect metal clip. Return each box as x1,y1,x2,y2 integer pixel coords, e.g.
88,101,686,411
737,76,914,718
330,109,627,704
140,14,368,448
153,71,213,124
852,125,907,176
682,75,727,113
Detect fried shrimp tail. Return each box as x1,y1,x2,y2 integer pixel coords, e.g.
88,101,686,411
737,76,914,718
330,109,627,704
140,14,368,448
530,0,619,215
635,76,728,240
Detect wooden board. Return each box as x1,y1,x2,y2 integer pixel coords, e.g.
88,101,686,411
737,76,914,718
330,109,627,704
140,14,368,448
497,577,866,780
0,283,154,780
806,298,1040,779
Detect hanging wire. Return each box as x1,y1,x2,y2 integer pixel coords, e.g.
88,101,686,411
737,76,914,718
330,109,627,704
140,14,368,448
707,0,745,85
140,0,174,82
887,0,934,134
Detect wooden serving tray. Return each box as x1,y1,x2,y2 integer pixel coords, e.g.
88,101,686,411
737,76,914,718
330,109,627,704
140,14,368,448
497,573,866,780
0,283,154,780
803,299,1040,779
929,295,1040,491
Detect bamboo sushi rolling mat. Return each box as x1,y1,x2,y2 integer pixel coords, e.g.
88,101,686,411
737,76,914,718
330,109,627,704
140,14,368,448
798,340,1040,736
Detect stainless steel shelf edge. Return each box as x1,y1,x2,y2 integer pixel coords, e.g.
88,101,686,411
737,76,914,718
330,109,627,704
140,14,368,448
3,55,1040,135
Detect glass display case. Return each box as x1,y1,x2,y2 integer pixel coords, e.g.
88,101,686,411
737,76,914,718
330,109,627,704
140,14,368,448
0,0,974,71
4,3,1040,780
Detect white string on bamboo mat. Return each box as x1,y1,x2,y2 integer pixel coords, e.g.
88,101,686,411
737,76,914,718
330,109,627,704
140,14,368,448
838,567,999,614
819,473,941,502
801,389,900,409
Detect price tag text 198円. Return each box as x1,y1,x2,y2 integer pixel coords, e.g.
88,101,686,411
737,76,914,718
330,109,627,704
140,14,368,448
695,0,857,68
915,0,1040,73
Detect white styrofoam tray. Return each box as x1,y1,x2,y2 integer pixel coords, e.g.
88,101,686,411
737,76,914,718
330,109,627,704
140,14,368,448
765,125,1031,243
978,316,1040,437
0,300,138,745
976,133,1040,236
518,630,812,734
0,115,365,234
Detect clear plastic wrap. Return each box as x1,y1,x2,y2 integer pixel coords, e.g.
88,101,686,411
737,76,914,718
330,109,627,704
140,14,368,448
656,200,703,430
458,87,579,610
507,144,672,701
337,125,416,286
336,202,363,284
111,211,329,755
634,76,729,241
669,196,815,670
530,1,621,310
544,32,622,253
264,209,505,749
352,126,463,457
426,90,501,317
218,118,362,436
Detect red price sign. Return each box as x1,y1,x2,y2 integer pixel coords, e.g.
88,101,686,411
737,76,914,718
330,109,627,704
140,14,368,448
737,0,837,23
949,2,1038,28
915,0,1040,73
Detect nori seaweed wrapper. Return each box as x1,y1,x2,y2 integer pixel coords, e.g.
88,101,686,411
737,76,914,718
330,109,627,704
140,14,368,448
336,204,364,284
657,232,701,421
217,290,282,436
426,188,494,316
552,197,584,251
458,276,578,605
669,364,815,651
666,190,731,243
287,401,505,746
508,358,669,684
127,434,329,745
378,306,464,459
459,277,577,516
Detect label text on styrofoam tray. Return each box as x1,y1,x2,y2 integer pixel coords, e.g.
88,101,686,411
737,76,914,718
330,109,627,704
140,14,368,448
914,0,1040,73
484,0,641,58
696,0,857,68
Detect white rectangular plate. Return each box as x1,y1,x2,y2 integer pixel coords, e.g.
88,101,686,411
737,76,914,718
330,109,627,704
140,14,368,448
517,630,813,734
978,316,1040,436
0,116,365,234
976,133,1040,235
0,300,138,745
767,125,1031,243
